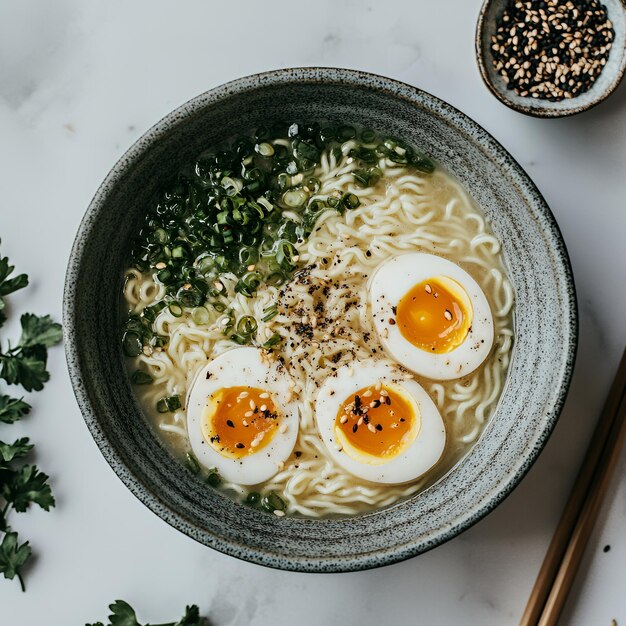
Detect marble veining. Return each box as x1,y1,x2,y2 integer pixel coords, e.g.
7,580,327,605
1,0,625,624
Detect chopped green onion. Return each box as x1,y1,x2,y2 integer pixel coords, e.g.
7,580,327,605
262,304,278,322
131,370,153,385
206,471,221,487
262,332,281,349
274,240,298,269
246,491,261,505
236,315,258,337
186,452,201,475
339,125,356,140
230,333,249,345
410,152,435,173
122,332,143,357
360,129,377,143
168,301,183,317
157,395,182,413
156,268,172,283
255,142,275,157
261,492,286,513
191,306,210,325
344,193,361,210
282,189,308,208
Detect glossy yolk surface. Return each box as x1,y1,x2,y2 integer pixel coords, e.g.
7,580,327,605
396,275,473,354
334,383,419,463
201,386,280,459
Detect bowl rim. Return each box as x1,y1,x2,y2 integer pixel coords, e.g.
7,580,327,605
63,67,578,572
475,0,626,118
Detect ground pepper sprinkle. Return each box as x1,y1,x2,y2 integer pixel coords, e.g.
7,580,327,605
491,0,614,101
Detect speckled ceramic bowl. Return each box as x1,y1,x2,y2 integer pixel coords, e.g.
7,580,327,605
64,68,577,572
476,0,626,117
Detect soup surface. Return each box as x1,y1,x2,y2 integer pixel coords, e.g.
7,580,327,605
122,123,514,517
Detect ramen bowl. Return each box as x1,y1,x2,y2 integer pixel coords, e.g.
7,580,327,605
63,68,577,572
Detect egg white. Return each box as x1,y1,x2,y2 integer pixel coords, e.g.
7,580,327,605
186,347,299,484
315,361,446,484
368,253,494,380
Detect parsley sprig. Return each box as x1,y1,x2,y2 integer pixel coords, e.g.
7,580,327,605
0,244,62,591
87,600,205,626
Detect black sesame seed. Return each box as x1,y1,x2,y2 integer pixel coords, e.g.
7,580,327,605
226,420,235,428
235,443,245,449
352,424,358,433
490,0,613,101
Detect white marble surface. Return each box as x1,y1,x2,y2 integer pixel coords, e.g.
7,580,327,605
1,1,625,624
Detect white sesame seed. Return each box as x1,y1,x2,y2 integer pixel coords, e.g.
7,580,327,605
249,400,256,410
444,310,453,321
259,392,269,399
279,423,288,434
273,510,285,517
247,264,256,271
380,389,389,397
357,417,364,426
238,391,249,398
340,415,348,424
362,390,372,398
214,281,224,291
368,423,376,433
260,404,267,412
155,262,166,269
245,410,253,417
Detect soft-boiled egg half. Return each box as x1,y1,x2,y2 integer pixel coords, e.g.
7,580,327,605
368,253,494,380
186,347,299,484
315,361,445,484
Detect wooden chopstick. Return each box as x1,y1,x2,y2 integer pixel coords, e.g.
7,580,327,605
538,390,626,625
520,346,626,626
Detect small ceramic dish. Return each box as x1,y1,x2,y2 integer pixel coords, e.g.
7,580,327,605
476,0,626,117
64,68,577,572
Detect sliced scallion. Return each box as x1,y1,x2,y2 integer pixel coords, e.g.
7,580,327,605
168,301,183,317
262,332,281,349
282,189,308,208
255,142,275,157
262,304,278,322
236,315,258,337
131,370,153,385
191,306,210,325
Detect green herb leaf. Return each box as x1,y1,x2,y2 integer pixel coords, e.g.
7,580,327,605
0,252,29,297
0,532,31,591
86,600,205,626
18,313,63,349
0,347,50,392
106,600,140,626
176,605,203,626
0,395,31,424
1,465,55,512
0,438,33,463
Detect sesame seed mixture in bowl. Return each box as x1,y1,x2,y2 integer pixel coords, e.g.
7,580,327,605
491,0,614,101
476,0,626,116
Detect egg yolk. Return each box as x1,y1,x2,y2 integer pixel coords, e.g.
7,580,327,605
201,386,280,459
396,275,473,354
334,383,420,465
